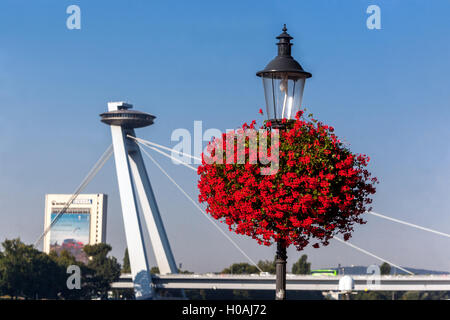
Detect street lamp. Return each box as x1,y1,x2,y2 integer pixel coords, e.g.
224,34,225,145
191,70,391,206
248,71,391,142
257,24,311,128
257,25,312,300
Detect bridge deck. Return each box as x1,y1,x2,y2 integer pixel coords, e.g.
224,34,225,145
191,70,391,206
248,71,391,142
112,274,450,291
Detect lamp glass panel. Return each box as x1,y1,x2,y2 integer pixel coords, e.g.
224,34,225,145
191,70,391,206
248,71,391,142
262,74,305,120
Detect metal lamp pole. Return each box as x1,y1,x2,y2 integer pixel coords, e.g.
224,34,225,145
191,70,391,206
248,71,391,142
275,241,288,300
256,25,312,300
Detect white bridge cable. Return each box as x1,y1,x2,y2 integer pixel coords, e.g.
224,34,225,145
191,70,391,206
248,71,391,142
137,144,263,273
334,236,413,275
34,145,113,247
134,139,197,172
127,135,202,163
368,211,450,239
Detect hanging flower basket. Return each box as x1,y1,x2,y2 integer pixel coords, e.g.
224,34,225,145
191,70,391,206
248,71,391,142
197,110,377,251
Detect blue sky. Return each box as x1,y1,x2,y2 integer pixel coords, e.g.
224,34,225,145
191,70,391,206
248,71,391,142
0,0,449,273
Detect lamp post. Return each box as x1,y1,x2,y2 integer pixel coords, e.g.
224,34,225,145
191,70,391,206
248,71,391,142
257,24,312,300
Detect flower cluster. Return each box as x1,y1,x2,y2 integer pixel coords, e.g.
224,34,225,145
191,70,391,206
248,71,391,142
197,110,377,250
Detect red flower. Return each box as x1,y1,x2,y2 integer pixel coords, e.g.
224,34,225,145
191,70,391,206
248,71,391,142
259,108,263,115
197,108,377,252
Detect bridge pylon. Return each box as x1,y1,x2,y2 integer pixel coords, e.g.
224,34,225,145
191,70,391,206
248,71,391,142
100,101,178,299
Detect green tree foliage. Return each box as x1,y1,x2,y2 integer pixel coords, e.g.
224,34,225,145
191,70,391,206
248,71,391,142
401,291,449,300
178,269,193,274
352,291,391,300
110,288,136,300
48,249,88,299
0,238,63,299
292,254,311,275
221,263,259,274
122,248,131,274
83,243,121,299
257,259,276,274
380,262,391,275
150,266,160,274
0,239,127,300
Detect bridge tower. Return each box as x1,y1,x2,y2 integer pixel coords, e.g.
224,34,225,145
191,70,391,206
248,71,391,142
100,102,178,299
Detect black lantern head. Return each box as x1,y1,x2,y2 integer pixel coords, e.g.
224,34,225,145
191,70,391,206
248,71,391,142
257,25,311,124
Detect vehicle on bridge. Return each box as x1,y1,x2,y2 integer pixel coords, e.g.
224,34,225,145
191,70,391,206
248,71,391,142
311,269,337,276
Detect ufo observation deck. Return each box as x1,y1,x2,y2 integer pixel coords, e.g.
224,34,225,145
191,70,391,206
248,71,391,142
100,108,156,129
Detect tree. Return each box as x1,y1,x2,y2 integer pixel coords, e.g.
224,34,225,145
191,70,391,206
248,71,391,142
380,262,391,275
178,268,193,274
292,254,311,275
0,239,123,300
221,263,259,274
122,248,131,274
257,258,276,274
352,291,391,300
83,243,121,299
49,249,89,299
150,266,160,274
0,238,63,299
